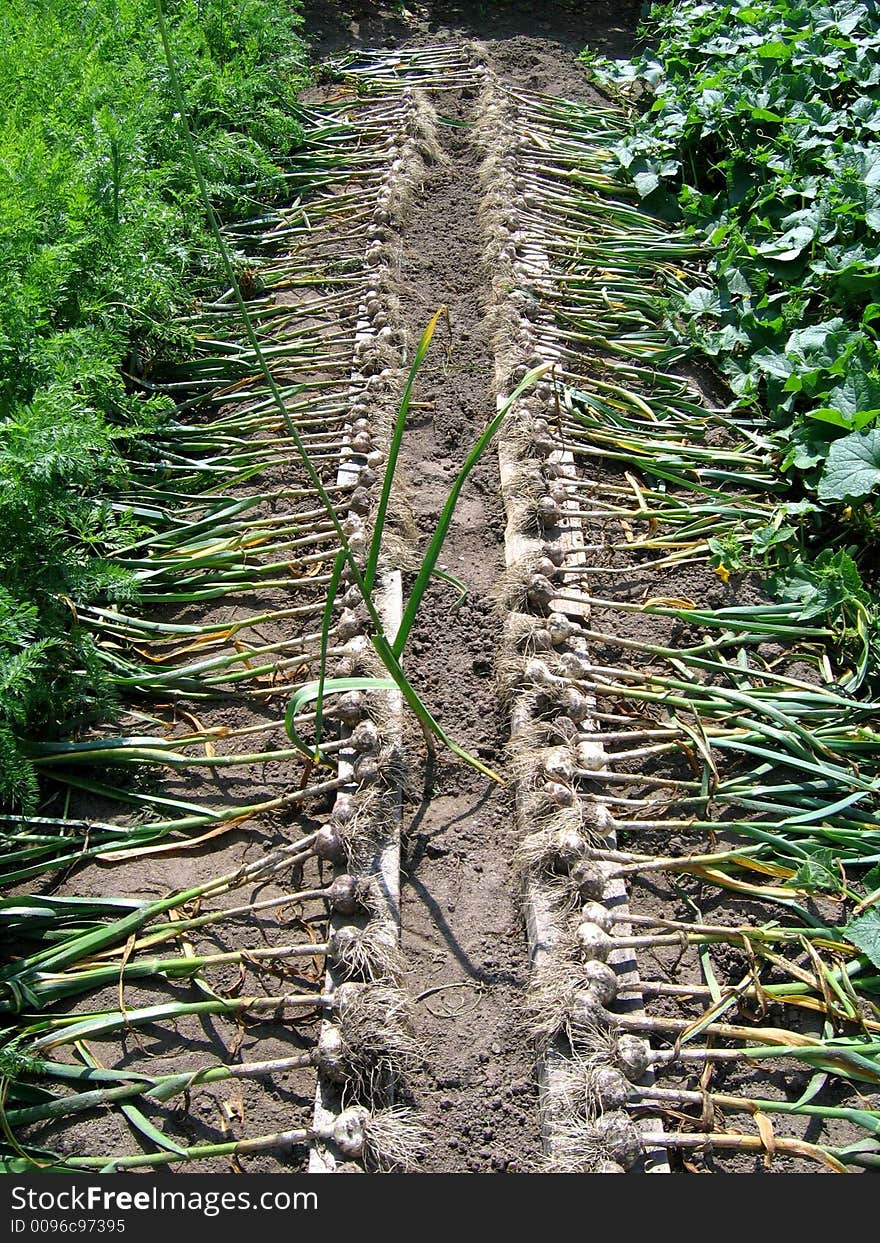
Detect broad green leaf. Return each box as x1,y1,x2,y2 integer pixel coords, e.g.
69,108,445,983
809,406,874,430
633,168,661,197
751,522,796,554
785,319,845,361
756,39,792,60
866,192,880,231
817,428,880,500
780,425,830,471
810,371,880,430
685,285,722,316
770,547,868,618
752,349,794,379
830,371,880,419
723,267,752,296
756,224,815,261
844,908,880,969
786,848,842,894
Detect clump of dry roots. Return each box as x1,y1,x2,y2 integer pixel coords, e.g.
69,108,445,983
538,1018,651,1174
327,981,424,1099
547,1111,643,1174
329,917,404,982
495,551,557,615
522,959,616,1050
322,1104,428,1171
513,819,612,919
521,954,661,1172
513,817,589,878
328,785,398,873
359,1105,429,1171
545,1058,631,1121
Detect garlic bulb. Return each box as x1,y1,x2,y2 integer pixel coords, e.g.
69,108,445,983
580,900,613,933
615,1034,653,1082
591,1111,641,1170
330,1105,370,1158
581,959,619,1005
328,874,361,915
576,920,612,961
314,822,345,862
316,1026,347,1083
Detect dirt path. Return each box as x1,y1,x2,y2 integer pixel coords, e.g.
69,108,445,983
389,79,540,1173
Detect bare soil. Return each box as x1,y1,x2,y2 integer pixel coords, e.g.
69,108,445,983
390,78,540,1173
302,0,641,67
